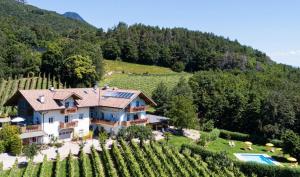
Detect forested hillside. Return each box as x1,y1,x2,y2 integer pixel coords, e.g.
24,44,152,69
189,64,300,140
102,22,272,72
0,0,103,87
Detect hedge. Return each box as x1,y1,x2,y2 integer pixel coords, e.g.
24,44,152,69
219,129,250,141
236,161,300,177
181,144,300,177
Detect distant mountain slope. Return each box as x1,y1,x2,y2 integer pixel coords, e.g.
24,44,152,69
63,12,86,23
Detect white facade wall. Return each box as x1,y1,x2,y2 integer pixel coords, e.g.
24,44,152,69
36,107,90,143
92,96,148,135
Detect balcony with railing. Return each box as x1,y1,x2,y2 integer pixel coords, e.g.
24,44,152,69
61,107,78,115
20,124,42,133
126,105,148,113
91,118,119,127
59,121,78,129
121,118,149,127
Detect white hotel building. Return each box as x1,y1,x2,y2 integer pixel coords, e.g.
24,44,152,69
5,87,156,144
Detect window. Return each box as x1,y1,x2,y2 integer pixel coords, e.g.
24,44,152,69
79,113,84,120
65,116,69,123
65,102,70,108
48,134,54,138
136,100,140,107
101,112,104,119
127,114,130,121
49,117,54,123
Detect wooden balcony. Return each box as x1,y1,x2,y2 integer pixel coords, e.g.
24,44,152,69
20,124,42,133
61,107,78,115
121,118,149,127
59,121,78,129
91,118,119,127
126,105,148,113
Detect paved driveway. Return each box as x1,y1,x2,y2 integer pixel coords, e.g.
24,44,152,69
0,139,115,170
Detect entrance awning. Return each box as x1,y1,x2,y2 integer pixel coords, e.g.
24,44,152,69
148,114,169,124
20,131,46,139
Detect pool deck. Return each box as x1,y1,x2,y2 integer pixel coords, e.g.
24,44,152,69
234,153,282,166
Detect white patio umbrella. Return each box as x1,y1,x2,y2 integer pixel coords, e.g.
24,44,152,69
11,117,25,123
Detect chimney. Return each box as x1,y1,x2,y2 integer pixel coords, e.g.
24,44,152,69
39,95,45,104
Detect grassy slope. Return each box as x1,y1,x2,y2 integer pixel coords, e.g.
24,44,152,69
101,60,192,96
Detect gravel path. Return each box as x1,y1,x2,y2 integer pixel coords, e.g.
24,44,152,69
0,139,115,170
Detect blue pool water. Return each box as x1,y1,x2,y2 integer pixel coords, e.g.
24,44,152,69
237,154,276,165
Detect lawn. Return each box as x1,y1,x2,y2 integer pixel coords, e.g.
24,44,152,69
164,134,298,167
104,59,175,74
161,134,196,149
206,138,283,159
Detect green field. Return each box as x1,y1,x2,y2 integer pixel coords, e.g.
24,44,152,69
104,59,175,74
102,60,192,96
0,141,246,177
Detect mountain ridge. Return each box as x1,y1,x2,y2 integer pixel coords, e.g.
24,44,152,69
63,11,86,23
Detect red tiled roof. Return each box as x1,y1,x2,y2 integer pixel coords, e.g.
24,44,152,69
6,88,156,111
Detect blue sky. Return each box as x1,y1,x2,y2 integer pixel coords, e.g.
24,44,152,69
28,0,300,67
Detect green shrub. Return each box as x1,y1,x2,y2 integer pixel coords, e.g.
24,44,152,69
0,140,4,153
199,129,220,145
219,129,250,141
269,139,283,147
23,144,40,159
200,119,215,132
236,161,300,177
281,130,300,159
9,134,22,155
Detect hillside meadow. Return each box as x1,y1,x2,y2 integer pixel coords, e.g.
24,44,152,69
101,60,191,96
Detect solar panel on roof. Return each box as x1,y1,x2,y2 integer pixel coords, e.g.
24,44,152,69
103,91,134,99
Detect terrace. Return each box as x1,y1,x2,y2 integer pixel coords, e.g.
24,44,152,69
91,118,119,127
20,124,42,133
126,105,148,112
61,107,78,115
59,121,78,129
121,118,148,126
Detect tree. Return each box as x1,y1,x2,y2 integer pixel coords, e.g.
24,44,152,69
23,144,39,160
0,125,20,151
171,61,185,72
62,55,97,87
118,125,153,147
41,42,64,77
170,77,193,100
166,96,198,131
102,38,121,60
152,82,170,116
281,130,300,159
121,40,138,62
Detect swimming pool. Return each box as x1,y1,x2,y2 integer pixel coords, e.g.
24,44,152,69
234,153,280,165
